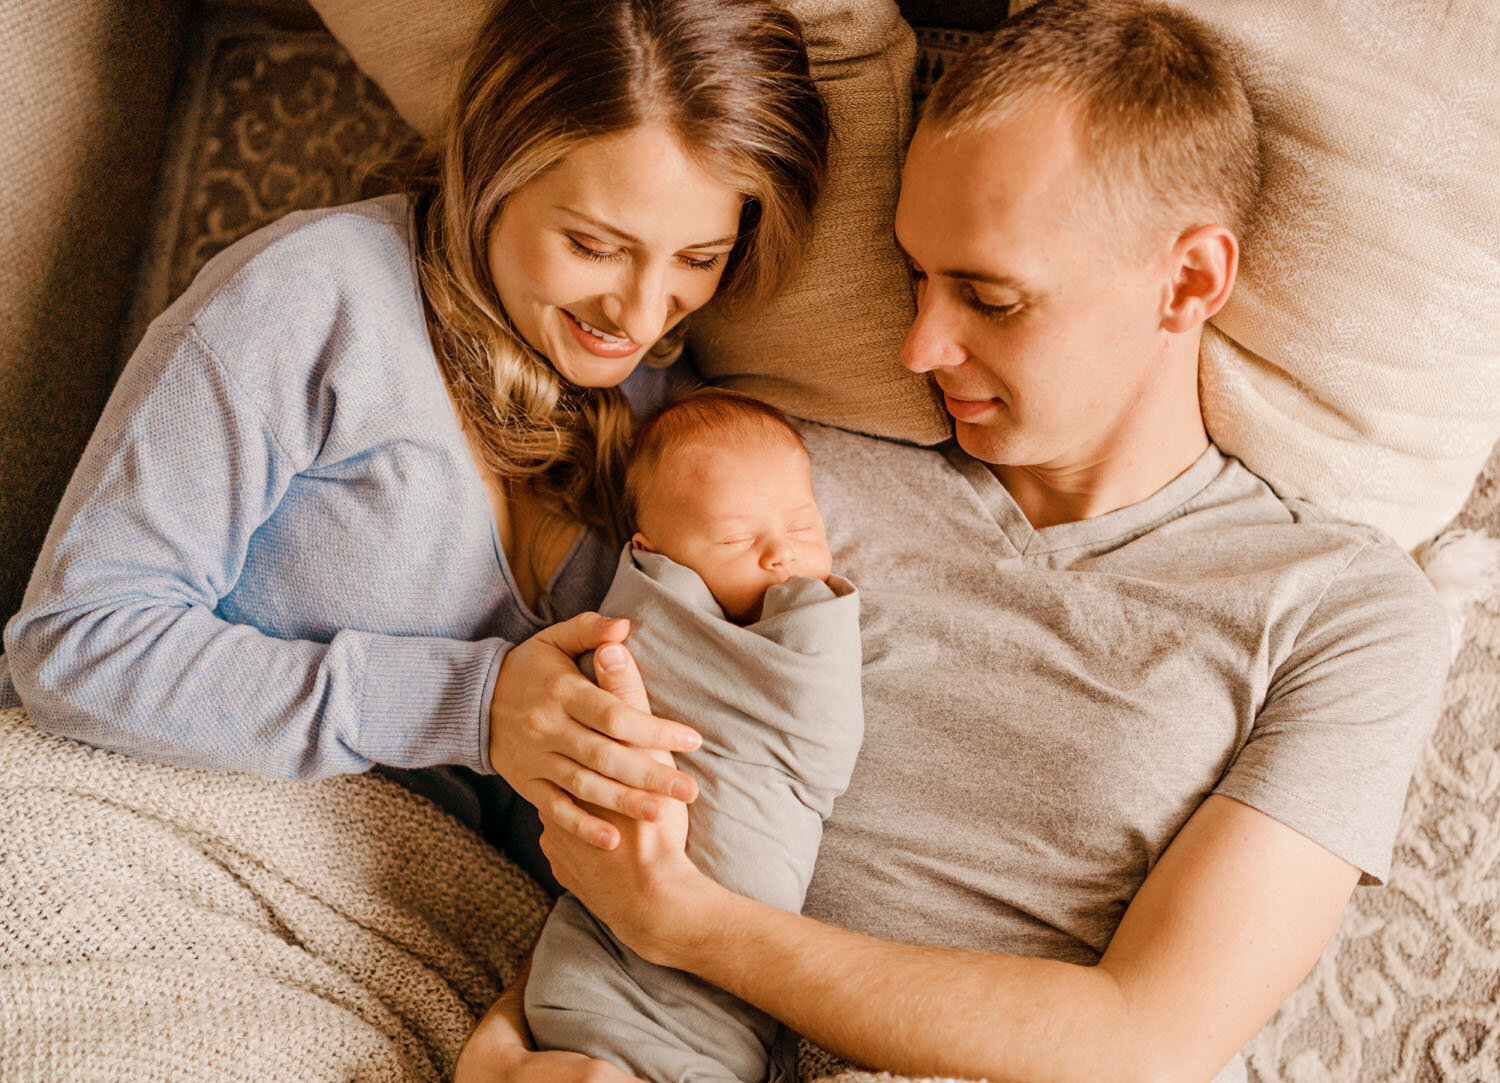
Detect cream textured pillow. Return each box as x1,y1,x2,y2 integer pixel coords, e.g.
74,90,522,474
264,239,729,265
1004,0,1500,549
1192,0,1500,549
306,0,950,446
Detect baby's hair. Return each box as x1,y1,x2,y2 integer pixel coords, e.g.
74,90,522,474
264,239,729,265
625,388,808,530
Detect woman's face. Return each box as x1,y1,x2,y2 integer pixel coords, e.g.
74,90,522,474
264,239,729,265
488,125,745,388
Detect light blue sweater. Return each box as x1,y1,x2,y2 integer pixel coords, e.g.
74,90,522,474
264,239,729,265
1,195,675,778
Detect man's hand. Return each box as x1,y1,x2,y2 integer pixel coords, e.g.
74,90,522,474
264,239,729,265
455,1042,645,1083
536,627,719,967
539,788,717,969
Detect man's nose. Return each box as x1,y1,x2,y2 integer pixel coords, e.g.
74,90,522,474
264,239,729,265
899,294,965,372
601,263,671,347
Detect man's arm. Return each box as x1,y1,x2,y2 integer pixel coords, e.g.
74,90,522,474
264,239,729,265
542,792,1359,1083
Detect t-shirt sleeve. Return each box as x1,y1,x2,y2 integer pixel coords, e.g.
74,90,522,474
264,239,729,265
1213,539,1450,884
2,316,507,779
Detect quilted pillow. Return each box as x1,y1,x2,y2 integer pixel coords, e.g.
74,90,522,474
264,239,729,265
306,0,949,446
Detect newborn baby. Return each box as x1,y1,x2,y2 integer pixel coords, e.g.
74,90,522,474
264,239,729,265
525,389,863,1083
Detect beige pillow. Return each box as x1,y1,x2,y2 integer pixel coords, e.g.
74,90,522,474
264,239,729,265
306,0,950,446
1003,0,1500,549
1191,0,1500,549
685,1,947,444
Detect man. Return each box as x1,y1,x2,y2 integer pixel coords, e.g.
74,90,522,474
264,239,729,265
463,2,1449,1080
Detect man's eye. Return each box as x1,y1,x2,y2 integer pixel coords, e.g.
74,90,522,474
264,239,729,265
963,285,1019,319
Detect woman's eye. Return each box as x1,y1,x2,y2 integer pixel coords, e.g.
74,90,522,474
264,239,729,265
681,254,723,272
568,237,619,262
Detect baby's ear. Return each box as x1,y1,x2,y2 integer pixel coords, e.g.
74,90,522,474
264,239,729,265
631,531,654,552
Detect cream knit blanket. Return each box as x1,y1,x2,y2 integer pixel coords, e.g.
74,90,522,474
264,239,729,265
0,706,549,1081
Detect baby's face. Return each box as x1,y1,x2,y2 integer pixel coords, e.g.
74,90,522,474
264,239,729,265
633,436,832,623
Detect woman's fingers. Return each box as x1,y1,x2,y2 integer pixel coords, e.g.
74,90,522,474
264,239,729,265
542,752,665,821
533,611,629,658
566,676,700,756
567,727,699,804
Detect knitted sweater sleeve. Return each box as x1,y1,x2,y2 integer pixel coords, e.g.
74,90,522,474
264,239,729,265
2,313,504,779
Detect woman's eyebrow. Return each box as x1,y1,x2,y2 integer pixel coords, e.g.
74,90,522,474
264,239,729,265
559,206,738,249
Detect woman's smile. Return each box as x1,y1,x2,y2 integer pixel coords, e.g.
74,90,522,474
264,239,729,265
561,308,640,358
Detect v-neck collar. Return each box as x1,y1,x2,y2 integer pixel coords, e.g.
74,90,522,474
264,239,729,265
945,443,1227,558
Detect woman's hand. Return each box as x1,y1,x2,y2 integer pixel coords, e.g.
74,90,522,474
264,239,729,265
489,612,701,849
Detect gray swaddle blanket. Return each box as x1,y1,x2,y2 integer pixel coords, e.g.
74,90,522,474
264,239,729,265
525,547,863,1083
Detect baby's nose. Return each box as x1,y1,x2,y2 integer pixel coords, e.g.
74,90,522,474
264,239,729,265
763,544,796,576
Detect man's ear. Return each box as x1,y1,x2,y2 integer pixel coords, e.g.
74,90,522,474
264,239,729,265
631,531,654,552
1162,224,1239,334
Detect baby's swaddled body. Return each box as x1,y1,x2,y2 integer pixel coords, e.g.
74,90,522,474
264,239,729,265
525,546,863,1083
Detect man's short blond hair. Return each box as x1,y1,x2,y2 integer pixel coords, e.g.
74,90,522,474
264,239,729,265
923,0,1260,239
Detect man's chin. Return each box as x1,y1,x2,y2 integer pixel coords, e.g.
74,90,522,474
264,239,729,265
952,420,1025,468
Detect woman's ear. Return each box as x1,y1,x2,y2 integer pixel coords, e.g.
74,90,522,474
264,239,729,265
1162,224,1239,334
631,531,654,552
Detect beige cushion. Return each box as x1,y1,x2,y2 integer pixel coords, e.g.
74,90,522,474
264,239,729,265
1005,0,1500,549
0,0,186,618
1191,0,1500,549
305,0,950,446
685,1,947,444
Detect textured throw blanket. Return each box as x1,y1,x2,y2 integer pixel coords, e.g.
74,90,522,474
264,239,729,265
526,548,863,1083
0,705,549,1082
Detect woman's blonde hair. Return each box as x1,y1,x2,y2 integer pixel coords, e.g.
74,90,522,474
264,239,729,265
405,0,828,564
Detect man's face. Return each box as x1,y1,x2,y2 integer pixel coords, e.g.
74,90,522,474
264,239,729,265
895,100,1174,472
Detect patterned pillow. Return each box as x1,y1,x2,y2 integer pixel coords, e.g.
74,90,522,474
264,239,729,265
305,0,950,446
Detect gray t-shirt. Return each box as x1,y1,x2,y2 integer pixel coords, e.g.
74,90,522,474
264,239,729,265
797,424,1448,1077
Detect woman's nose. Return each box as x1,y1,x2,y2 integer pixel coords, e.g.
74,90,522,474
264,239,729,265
602,263,671,347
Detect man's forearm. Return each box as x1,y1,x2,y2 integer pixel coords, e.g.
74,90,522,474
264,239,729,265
664,884,1141,1083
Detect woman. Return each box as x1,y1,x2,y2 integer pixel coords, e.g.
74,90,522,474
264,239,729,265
2,0,824,952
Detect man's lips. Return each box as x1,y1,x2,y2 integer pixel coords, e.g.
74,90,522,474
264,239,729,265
939,388,999,421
